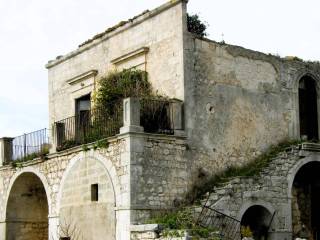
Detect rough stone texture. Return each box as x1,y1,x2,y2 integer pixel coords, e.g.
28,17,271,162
196,146,320,240
130,224,188,240
0,137,127,240
6,173,48,240
130,135,188,223
183,34,320,176
0,131,188,240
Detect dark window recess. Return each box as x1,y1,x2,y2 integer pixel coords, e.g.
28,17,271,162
75,94,91,140
60,238,70,240
299,77,319,141
91,184,99,201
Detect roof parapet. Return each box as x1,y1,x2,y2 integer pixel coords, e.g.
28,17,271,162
46,0,186,69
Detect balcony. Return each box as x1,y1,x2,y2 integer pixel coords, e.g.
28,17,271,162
0,97,183,165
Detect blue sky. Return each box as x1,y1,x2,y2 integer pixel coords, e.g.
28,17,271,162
1,0,320,136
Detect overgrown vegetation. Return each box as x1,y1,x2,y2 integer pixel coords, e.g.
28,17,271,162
187,13,208,38
241,226,253,238
148,208,219,239
94,69,151,114
186,139,304,204
94,68,172,134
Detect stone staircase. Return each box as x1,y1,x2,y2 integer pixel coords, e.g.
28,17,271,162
195,143,320,238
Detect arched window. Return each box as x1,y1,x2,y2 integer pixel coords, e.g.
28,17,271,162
299,76,318,140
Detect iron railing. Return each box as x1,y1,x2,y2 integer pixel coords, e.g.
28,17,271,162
54,101,123,151
12,128,50,162
140,98,174,135
197,205,241,240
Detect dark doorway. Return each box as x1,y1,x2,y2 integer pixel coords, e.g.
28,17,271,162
75,94,91,141
292,162,320,240
299,76,318,140
6,173,49,240
241,205,272,240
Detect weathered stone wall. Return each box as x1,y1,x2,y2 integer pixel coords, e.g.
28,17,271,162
183,33,320,176
0,132,191,239
198,147,320,240
292,186,312,236
59,157,116,240
0,137,127,240
6,222,48,240
6,173,48,240
47,0,186,126
130,135,188,223
130,224,188,240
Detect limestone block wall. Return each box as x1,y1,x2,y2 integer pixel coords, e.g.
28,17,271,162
6,173,48,240
130,135,188,224
0,132,191,239
59,157,116,240
183,34,320,175
0,137,128,240
47,0,187,125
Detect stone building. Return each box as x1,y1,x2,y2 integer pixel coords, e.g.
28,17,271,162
1,0,320,239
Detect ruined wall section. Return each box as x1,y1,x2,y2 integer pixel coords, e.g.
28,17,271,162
47,0,186,125
184,35,320,175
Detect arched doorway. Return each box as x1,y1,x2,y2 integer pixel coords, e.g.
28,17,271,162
6,172,49,240
241,205,272,240
299,76,319,140
292,161,320,240
59,156,116,240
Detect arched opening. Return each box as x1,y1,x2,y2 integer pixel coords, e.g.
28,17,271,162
292,161,320,240
299,76,319,140
59,156,116,240
241,205,272,240
6,172,49,240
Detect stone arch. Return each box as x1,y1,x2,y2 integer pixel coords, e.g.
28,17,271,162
239,204,273,240
288,155,320,239
4,167,52,219
5,170,50,240
292,72,320,139
56,150,120,240
238,200,275,221
56,150,121,212
287,154,320,198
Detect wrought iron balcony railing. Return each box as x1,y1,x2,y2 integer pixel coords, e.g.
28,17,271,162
12,128,50,162
0,97,183,164
53,101,123,151
53,98,183,151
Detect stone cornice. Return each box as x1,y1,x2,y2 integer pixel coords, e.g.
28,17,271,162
66,70,98,85
111,47,149,65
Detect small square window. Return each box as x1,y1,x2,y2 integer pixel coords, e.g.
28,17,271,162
91,184,99,201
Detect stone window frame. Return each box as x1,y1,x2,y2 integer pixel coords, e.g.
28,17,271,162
291,72,320,140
